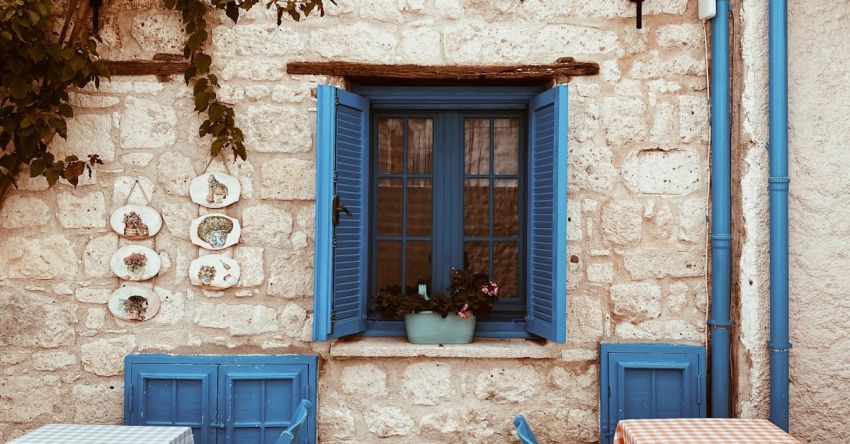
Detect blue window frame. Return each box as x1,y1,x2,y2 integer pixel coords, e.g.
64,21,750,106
314,86,568,343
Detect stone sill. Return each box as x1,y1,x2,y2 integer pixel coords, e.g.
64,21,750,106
329,336,556,359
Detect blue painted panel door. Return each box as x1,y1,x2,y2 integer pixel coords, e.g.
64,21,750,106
219,365,311,444
314,85,370,340
127,364,218,444
525,86,568,343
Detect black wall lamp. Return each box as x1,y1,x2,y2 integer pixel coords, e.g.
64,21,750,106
630,0,644,29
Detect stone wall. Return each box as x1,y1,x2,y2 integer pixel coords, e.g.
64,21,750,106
0,0,709,442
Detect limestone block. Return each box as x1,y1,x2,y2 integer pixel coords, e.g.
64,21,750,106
312,23,397,62
650,100,678,144
72,380,124,423
434,0,464,19
358,0,404,22
656,23,704,48
548,366,596,408
679,95,710,143
367,406,415,437
678,197,707,243
32,351,77,371
0,294,76,348
623,248,704,279
271,84,313,104
0,235,77,279
157,152,195,196
567,245,583,290
586,262,614,283
600,60,622,83
84,233,119,277
650,204,675,239
601,96,647,145
237,105,310,153
131,11,185,55
76,288,112,304
52,114,115,162
341,364,387,396
319,406,356,440
194,303,278,335
160,200,197,239
559,348,598,363
0,195,50,228
57,191,106,228
568,96,600,143
610,282,662,322
666,282,690,313
0,375,61,422
615,319,703,342
241,204,293,248
221,59,287,81
68,93,120,108
120,97,177,149
474,366,542,403
152,287,185,325
85,308,106,330
111,176,156,206
267,252,312,297
400,27,443,64
630,51,706,79
235,247,265,287
212,24,305,57
622,149,701,195
81,335,136,376
402,362,453,405
568,144,618,191
568,292,604,342
260,159,315,200
601,200,643,244
279,303,307,338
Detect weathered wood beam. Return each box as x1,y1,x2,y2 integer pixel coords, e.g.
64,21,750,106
104,54,189,78
286,59,599,84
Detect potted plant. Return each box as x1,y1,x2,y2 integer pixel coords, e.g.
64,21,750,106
123,252,148,280
376,268,501,344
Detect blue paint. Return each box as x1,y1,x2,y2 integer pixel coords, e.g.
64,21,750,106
513,415,540,444
352,86,541,109
124,355,318,444
768,0,791,432
708,0,733,419
276,399,312,444
600,344,707,444
525,85,568,343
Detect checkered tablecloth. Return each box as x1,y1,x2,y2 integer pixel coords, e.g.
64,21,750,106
614,418,801,444
9,424,194,444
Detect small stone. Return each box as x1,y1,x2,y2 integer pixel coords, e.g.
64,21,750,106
120,97,177,149
367,406,415,438
402,363,453,405
241,204,294,248
235,247,265,287
586,262,614,283
221,59,287,81
319,406,356,440
121,153,154,167
601,97,647,145
81,335,136,376
679,95,710,143
611,282,662,322
111,176,156,206
193,303,278,335
53,283,74,295
568,292,604,342
32,352,77,371
656,23,704,48
84,233,118,277
615,319,703,342
622,149,702,195
152,287,185,325
267,253,312,297
341,364,387,396
623,248,705,279
601,200,643,245
68,93,120,108
679,198,707,243
559,348,598,363
85,308,106,330
238,105,311,153
57,191,106,228
0,375,61,422
0,235,77,279
400,27,443,63
666,282,690,313
260,159,315,200
159,200,197,239
0,195,50,228
650,100,678,145
280,303,307,338
474,366,542,403
650,204,675,239
568,144,618,192
72,380,124,423
75,288,111,304
312,23,397,62
359,0,404,23
157,152,196,196
213,24,305,57
131,11,184,54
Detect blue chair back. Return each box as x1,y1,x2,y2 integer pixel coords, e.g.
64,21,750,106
513,414,539,444
276,399,312,444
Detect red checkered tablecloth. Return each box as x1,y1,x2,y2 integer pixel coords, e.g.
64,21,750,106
613,418,801,444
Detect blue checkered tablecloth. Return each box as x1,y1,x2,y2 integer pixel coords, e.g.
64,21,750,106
9,424,195,444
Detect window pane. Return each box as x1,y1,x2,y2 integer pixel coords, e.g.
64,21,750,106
408,119,433,174
463,242,489,276
493,242,518,297
464,179,489,237
493,179,519,237
464,119,490,175
377,178,403,236
378,119,404,173
406,241,431,293
376,241,402,292
406,179,432,237
494,119,519,175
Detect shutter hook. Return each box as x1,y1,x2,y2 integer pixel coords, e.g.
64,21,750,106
332,195,352,226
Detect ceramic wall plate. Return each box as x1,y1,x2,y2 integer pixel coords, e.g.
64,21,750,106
189,254,241,290
190,214,241,250
110,245,161,281
108,285,160,322
110,204,162,240
190,172,241,209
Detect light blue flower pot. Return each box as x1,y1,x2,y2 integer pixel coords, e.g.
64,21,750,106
404,312,476,344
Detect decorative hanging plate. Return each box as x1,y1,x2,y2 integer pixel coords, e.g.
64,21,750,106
190,214,241,250
109,245,161,281
190,172,241,209
189,254,241,290
110,204,162,240
107,285,160,322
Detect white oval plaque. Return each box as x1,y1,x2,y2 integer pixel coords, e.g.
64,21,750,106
190,172,241,209
190,214,241,250
189,254,241,290
110,245,161,281
110,204,162,240
108,285,160,322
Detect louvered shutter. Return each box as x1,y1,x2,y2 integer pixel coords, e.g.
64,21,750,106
125,363,218,444
314,85,370,340
525,85,568,343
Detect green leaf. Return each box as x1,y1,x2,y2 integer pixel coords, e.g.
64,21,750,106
194,53,212,73
45,169,59,187
63,161,85,180
9,76,28,99
29,159,46,177
58,104,73,117
225,2,240,22
208,102,226,122
194,91,209,112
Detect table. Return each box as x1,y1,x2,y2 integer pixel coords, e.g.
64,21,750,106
614,418,801,444
9,424,195,444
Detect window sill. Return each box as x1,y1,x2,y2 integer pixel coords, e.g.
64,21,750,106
329,336,556,359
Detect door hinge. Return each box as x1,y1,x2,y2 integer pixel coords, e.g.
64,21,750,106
335,95,340,108
333,170,338,183
332,236,337,247
331,310,337,322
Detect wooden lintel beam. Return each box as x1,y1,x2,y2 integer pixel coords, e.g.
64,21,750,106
104,54,189,78
286,60,599,84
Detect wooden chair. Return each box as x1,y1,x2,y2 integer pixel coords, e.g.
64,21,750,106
513,414,540,444
276,399,312,444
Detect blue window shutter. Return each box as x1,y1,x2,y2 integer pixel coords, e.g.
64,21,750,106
314,85,370,341
600,344,707,444
220,365,314,444
525,85,568,343
125,363,218,444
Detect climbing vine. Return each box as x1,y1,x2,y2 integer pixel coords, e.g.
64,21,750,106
164,0,331,161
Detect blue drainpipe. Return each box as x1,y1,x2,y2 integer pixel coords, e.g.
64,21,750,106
768,0,791,432
708,0,733,419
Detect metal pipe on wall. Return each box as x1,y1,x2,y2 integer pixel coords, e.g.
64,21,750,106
768,0,791,432
708,0,733,419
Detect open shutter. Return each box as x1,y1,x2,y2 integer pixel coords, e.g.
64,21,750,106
125,363,218,444
525,85,568,343
314,85,370,340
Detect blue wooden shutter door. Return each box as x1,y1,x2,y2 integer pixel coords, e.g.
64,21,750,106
220,365,312,444
525,85,568,343
314,85,370,340
126,363,218,444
